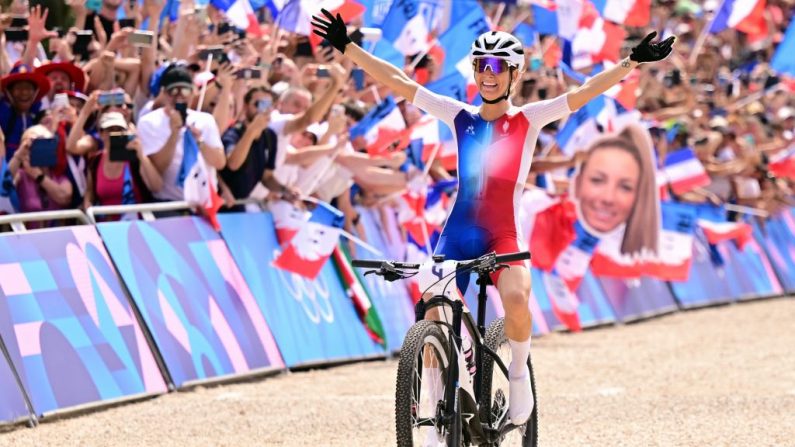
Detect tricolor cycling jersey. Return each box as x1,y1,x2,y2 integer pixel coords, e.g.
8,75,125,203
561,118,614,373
412,87,571,291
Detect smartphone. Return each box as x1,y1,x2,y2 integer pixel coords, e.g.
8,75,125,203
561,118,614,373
194,6,208,24
199,45,224,60
127,30,154,47
256,98,272,113
316,67,330,78
10,15,28,28
119,18,136,29
359,27,382,43
217,22,232,35
29,138,59,168
52,93,70,110
86,0,102,11
174,102,188,124
351,68,365,91
109,133,137,162
73,30,93,51
537,87,548,100
4,28,28,42
235,68,262,80
98,92,126,107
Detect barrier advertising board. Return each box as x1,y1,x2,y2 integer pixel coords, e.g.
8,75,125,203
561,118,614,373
0,227,167,415
217,212,384,367
98,217,284,387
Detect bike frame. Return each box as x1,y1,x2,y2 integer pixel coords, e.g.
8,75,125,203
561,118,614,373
416,271,512,444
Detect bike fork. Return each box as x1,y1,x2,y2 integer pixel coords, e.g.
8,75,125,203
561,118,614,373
443,300,464,441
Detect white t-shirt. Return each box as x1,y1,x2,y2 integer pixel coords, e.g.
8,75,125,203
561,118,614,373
269,111,298,186
137,108,223,201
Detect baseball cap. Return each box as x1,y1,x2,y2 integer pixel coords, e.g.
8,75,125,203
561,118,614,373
99,112,128,130
160,65,194,91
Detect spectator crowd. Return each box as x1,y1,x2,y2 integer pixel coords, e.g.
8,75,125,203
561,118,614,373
0,0,793,245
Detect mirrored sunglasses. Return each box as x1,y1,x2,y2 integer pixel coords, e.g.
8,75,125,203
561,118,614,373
473,57,511,74
167,86,193,97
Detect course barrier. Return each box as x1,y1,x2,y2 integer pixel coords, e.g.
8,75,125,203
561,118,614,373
0,206,792,425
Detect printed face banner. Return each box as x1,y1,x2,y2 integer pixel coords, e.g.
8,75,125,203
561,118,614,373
354,207,416,352
0,227,167,415
217,212,383,367
0,345,29,423
572,124,694,280
97,217,284,387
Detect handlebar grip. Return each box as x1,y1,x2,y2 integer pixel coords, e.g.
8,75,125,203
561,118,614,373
495,251,531,264
351,259,385,269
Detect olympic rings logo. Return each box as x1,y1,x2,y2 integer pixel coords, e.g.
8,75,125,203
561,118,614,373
274,249,334,324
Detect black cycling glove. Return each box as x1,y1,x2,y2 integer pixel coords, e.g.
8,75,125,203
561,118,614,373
629,31,676,63
311,8,351,54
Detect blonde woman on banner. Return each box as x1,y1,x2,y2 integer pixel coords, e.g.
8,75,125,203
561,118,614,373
572,122,661,263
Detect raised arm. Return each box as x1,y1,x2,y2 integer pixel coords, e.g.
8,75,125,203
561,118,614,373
567,32,675,111
312,9,420,101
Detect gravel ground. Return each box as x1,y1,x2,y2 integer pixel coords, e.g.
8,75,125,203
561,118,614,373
2,298,794,446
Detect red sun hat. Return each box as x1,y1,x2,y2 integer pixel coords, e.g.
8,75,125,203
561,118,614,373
0,63,51,101
34,61,87,93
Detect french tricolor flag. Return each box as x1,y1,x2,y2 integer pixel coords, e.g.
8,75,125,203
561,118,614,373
210,0,262,36
381,0,430,55
279,0,364,37
709,0,767,35
567,0,626,70
696,205,753,250
272,201,345,279
593,0,650,27
348,96,407,156
769,146,795,180
662,148,711,196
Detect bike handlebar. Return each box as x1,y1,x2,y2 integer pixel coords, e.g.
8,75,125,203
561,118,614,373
351,251,531,271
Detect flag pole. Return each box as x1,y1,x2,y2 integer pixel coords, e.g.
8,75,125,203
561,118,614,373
723,203,769,218
197,53,214,111
688,0,727,67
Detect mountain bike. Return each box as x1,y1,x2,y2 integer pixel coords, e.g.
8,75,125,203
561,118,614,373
352,251,538,446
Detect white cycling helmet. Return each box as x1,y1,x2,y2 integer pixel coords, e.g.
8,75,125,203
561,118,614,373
468,31,526,72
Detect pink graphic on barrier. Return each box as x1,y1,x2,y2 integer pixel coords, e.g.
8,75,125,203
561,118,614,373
66,243,100,326
133,320,166,392
13,321,43,356
0,263,32,296
209,294,250,373
206,240,283,364
158,289,192,355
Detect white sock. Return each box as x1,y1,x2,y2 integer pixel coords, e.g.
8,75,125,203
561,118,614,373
508,337,532,379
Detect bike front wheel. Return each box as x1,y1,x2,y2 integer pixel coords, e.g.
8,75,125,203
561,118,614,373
395,320,458,447
479,317,538,447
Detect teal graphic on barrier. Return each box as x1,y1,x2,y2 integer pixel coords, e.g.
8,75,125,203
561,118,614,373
97,217,284,387
0,227,167,416
0,339,29,423
217,212,384,367
354,207,416,352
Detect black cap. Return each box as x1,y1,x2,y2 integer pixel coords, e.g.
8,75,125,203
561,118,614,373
160,65,194,91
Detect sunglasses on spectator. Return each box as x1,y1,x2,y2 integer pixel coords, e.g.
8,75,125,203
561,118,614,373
473,57,513,74
102,103,134,112
167,86,193,97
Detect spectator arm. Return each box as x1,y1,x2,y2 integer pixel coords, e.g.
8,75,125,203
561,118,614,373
136,150,164,193
148,131,180,174
40,175,73,207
